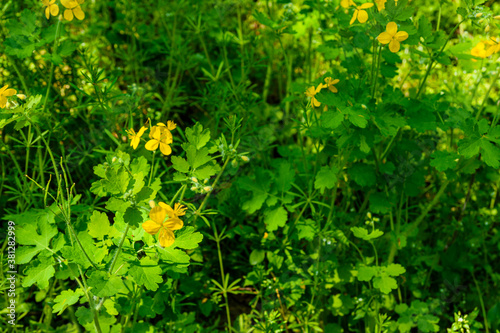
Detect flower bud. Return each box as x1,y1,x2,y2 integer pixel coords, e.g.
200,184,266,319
190,186,197,191
475,13,483,18
203,179,208,184
485,25,490,32
241,155,250,162
112,157,117,163
263,232,268,239
494,15,500,20
231,159,238,168
149,200,156,208
203,186,212,192
191,177,198,183
16,94,26,100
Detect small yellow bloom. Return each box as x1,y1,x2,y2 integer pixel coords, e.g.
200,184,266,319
471,42,489,60
125,126,147,150
377,22,408,53
61,0,85,21
145,125,173,155
485,37,500,57
324,77,340,93
340,0,356,8
350,2,374,25
158,202,187,218
305,83,326,108
42,0,59,20
0,85,17,109
142,203,184,248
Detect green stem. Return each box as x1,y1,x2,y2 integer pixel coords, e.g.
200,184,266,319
471,270,489,333
42,18,62,115
387,179,450,263
475,67,500,121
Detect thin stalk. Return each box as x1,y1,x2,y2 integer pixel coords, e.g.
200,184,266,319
471,271,489,333
42,18,62,115
475,68,500,121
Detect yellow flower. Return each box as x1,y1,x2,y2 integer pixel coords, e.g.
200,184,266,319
324,77,340,93
377,22,408,53
305,83,326,108
0,85,17,109
374,0,397,10
145,125,173,155
142,203,184,248
340,0,356,8
158,202,187,218
61,0,85,21
157,120,177,131
485,37,500,57
350,3,374,25
42,0,59,20
125,126,147,150
471,42,489,60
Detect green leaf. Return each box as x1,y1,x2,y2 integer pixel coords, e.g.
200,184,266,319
321,110,344,129
351,227,384,240
480,140,500,169
458,136,481,158
105,197,131,213
184,123,211,150
16,217,58,264
129,257,163,291
123,207,144,227
159,246,190,264
349,163,376,187
172,227,203,250
314,165,339,194
61,232,107,269
274,160,295,193
75,307,93,325
58,40,77,57
53,289,83,315
88,271,125,297
347,107,369,128
22,256,55,289
430,151,458,172
386,263,406,276
264,206,288,232
171,156,190,173
249,249,265,265
186,146,212,169
239,168,271,214
357,266,376,281
88,211,114,240
315,90,343,108
418,16,432,40
296,219,317,241
373,275,398,294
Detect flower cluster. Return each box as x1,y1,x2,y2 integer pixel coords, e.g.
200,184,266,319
41,0,85,21
126,120,177,156
190,177,213,194
305,77,339,108
471,37,500,60
142,201,186,248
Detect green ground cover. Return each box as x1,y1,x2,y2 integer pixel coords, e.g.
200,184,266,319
1,0,500,332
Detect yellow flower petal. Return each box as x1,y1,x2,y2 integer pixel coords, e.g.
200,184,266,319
357,9,369,23
150,206,167,223
73,6,85,20
142,220,162,235
131,137,140,149
350,10,358,25
377,31,392,44
159,228,175,247
3,89,17,97
64,9,74,21
394,31,408,42
312,97,321,107
163,217,184,231
45,7,51,19
329,85,338,93
167,121,177,130
174,203,187,216
0,86,6,95
386,22,398,36
159,142,172,155
145,139,159,151
389,39,400,52
50,4,59,17
0,96,7,109
305,86,316,97
359,3,373,9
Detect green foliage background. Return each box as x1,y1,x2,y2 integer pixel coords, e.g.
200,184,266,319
1,0,500,332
